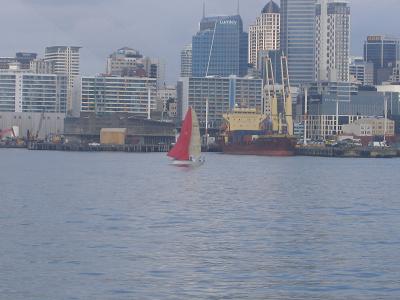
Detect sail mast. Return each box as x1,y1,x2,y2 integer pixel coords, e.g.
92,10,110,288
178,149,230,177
167,107,193,160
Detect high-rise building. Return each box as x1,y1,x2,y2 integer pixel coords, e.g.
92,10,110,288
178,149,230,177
30,59,55,74
15,53,37,70
192,15,248,77
0,73,67,113
77,76,157,116
364,35,400,84
157,86,176,113
177,76,263,128
349,58,374,86
106,47,144,76
45,46,81,114
180,44,192,77
0,53,37,70
280,0,316,86
249,1,280,67
0,57,16,69
316,0,350,82
106,47,165,88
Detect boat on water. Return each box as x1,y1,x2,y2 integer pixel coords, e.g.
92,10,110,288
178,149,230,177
223,134,297,156
221,108,297,157
167,107,204,166
221,55,297,157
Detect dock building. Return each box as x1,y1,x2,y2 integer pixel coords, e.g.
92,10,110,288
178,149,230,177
296,82,395,140
64,112,175,146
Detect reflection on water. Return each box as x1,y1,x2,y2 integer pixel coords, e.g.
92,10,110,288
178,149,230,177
1,150,400,299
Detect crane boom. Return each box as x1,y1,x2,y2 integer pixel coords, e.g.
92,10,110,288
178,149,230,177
264,56,279,132
281,55,293,136
36,111,45,139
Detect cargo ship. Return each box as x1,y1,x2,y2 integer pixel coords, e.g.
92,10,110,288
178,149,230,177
223,133,297,156
221,108,297,157
221,54,297,156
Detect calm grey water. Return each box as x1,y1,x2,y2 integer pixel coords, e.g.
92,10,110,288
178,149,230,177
1,149,400,299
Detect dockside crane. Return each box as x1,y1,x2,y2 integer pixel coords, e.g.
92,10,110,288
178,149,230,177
28,110,45,142
36,110,45,140
264,57,280,133
281,55,294,136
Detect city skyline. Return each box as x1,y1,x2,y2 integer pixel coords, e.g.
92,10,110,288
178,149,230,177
1,0,399,83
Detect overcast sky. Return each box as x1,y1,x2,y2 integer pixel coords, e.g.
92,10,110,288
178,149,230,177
1,0,399,83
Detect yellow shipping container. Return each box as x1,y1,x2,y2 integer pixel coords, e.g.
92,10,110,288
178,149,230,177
100,128,127,145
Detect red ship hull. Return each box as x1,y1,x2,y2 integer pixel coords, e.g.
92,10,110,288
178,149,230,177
222,136,297,157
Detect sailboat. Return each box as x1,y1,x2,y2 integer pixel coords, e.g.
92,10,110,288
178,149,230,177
167,107,205,166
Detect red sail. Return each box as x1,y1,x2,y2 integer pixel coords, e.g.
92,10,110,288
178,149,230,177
168,108,192,160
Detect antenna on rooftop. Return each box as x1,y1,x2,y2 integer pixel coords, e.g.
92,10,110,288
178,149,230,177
203,1,206,18
237,0,240,14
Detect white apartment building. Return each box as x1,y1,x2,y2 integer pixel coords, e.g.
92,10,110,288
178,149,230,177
342,117,395,137
249,0,280,66
180,44,192,77
30,58,55,74
349,58,374,86
0,73,67,113
77,76,157,117
45,46,81,114
106,47,166,88
106,47,143,76
316,0,350,82
157,86,176,112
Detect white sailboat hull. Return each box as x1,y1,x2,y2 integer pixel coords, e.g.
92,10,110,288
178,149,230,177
170,157,205,167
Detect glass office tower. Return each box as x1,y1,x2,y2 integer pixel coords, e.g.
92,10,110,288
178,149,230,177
280,0,316,86
192,15,248,77
364,35,400,84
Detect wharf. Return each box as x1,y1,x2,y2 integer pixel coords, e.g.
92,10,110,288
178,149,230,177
28,142,170,153
296,146,398,158
0,144,27,149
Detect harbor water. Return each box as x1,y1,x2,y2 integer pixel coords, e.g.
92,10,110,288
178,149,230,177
1,149,400,299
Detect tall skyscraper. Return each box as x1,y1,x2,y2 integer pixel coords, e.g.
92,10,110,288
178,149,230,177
192,14,248,77
280,0,316,86
249,0,280,67
45,46,81,114
180,44,192,77
316,0,350,82
364,35,400,84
